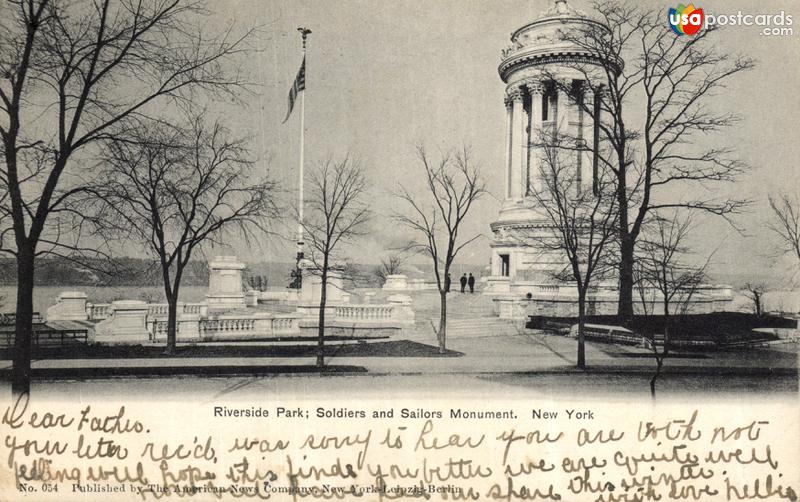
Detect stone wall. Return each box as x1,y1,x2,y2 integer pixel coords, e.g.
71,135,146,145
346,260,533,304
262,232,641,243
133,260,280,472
493,284,733,319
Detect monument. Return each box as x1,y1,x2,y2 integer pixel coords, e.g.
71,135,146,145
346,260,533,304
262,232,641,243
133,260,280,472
483,0,732,315
485,0,605,292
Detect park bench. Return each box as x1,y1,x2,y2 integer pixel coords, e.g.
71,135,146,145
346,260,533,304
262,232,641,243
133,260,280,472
0,312,43,325
0,323,88,348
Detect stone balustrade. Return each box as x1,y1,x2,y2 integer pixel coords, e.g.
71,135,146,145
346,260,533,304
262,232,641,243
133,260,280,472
148,304,170,317
184,303,205,315
52,283,408,344
272,316,299,334
335,304,394,321
146,303,207,318
331,299,415,326
201,317,256,335
148,313,301,343
492,282,734,319
86,303,112,320
86,302,208,324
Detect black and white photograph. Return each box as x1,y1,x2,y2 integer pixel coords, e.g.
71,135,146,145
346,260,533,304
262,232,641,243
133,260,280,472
0,0,798,500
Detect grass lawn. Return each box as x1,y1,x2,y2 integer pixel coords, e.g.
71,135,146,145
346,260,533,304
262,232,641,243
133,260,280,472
0,339,463,360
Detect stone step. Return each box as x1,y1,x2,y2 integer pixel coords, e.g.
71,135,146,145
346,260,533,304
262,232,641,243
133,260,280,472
408,317,520,339
449,319,516,324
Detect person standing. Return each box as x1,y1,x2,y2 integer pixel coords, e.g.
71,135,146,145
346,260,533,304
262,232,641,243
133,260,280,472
460,274,467,293
445,273,451,293
468,273,475,293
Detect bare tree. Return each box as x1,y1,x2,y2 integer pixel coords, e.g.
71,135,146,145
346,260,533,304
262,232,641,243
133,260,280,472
768,193,800,265
394,145,486,354
549,0,754,323
0,0,251,394
302,158,370,368
90,113,276,353
373,253,406,285
742,282,769,317
636,214,707,397
521,133,618,369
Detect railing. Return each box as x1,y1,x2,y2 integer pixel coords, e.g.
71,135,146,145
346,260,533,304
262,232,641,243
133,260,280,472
335,304,394,321
149,315,300,341
151,320,169,340
538,285,559,293
89,302,207,323
200,318,256,335
87,303,112,320
0,312,44,325
148,304,170,317
149,303,205,316
0,327,88,348
184,303,204,315
272,316,297,334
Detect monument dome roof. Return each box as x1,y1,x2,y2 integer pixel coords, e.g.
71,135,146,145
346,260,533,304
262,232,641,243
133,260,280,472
499,0,611,83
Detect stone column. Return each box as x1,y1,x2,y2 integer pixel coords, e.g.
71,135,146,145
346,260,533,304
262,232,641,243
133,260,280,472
503,98,513,199
526,82,544,195
579,85,593,194
556,82,571,139
508,87,526,199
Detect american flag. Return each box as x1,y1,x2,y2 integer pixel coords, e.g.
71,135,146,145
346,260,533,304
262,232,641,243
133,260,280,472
282,56,305,123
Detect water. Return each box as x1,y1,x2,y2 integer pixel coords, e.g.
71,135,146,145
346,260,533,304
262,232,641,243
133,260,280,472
730,290,799,314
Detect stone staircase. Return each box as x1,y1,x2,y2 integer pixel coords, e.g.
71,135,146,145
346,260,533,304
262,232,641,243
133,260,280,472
442,317,522,338
407,290,498,318
401,291,522,339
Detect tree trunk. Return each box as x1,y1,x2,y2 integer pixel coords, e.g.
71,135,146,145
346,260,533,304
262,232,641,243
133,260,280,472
650,355,663,400
663,299,670,356
12,249,35,397
577,289,586,369
438,289,447,354
166,292,179,354
618,236,635,324
317,262,328,368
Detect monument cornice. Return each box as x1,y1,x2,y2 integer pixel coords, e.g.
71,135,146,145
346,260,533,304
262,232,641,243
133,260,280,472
499,52,608,82
490,219,562,232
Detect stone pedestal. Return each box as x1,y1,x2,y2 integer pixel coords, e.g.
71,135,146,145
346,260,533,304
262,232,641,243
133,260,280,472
387,294,415,324
483,276,511,295
244,290,259,307
177,314,201,341
205,256,246,312
46,291,88,321
299,261,344,304
93,300,150,344
383,274,408,291
297,303,337,320
493,296,530,320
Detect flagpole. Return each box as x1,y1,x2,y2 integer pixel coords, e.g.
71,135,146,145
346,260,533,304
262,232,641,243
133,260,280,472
297,78,305,257
297,27,311,261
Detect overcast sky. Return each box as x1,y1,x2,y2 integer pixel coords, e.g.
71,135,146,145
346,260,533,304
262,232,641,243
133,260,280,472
205,0,799,281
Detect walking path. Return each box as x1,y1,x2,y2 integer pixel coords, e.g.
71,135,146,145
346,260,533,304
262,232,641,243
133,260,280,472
1,329,795,380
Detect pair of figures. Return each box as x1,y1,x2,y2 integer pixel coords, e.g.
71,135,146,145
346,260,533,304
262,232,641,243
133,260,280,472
444,273,475,293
